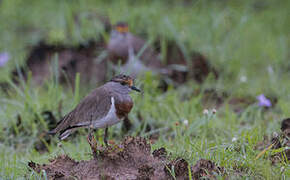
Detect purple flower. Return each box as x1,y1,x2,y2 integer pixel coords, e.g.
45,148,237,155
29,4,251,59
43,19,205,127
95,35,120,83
0,52,10,67
257,94,272,107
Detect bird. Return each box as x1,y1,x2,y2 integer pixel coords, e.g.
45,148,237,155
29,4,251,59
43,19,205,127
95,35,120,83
107,22,170,78
48,74,141,146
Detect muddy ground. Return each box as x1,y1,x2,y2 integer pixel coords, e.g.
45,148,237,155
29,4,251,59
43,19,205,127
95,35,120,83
28,137,225,180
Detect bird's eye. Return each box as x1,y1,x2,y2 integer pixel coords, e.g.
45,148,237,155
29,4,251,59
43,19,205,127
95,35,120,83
121,82,126,86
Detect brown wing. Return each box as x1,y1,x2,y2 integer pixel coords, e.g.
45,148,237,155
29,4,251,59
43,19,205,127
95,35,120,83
49,86,112,134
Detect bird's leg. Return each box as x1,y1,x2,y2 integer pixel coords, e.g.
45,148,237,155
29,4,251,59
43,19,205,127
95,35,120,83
87,114,93,143
104,127,108,147
87,127,95,147
87,115,98,158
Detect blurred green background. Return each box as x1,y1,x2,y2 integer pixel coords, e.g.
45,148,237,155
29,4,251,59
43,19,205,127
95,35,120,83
0,0,289,179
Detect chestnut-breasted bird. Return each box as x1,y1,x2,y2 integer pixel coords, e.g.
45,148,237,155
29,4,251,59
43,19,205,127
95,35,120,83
107,22,169,77
48,74,141,146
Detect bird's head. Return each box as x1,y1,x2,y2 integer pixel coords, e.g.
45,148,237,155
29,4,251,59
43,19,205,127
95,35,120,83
110,74,141,92
114,22,129,34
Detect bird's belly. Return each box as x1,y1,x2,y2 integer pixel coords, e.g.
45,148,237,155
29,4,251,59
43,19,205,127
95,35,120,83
93,116,121,129
92,97,123,128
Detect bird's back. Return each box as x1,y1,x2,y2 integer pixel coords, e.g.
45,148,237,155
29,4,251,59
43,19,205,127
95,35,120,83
48,85,112,136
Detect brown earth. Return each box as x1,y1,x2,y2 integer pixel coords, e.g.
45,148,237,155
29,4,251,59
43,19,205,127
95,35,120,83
12,40,108,87
255,118,290,164
28,136,225,180
278,118,290,162
154,39,219,84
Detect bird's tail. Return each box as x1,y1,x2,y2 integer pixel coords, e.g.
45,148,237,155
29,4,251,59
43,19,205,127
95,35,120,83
47,129,57,135
58,128,76,140
46,128,73,140
46,112,79,140
46,113,69,136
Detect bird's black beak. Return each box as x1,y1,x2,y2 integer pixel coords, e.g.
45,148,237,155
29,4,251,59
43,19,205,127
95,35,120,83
131,86,141,92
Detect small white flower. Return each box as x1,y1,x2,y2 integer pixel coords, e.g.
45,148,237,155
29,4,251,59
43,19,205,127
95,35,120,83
212,108,217,114
183,119,189,126
232,137,238,142
203,109,209,115
240,75,247,82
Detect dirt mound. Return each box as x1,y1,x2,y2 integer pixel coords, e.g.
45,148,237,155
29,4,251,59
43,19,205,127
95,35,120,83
11,40,107,87
191,159,225,179
154,39,219,84
28,137,225,179
281,118,290,133
255,118,290,164
279,118,290,161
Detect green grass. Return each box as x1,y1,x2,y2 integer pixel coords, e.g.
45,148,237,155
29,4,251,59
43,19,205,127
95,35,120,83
0,0,290,179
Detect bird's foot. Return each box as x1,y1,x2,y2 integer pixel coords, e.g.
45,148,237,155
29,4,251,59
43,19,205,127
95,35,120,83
87,134,98,158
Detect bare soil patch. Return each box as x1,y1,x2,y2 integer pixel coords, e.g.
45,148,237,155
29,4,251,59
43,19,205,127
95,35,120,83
15,40,107,86
28,137,225,180
154,39,219,84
